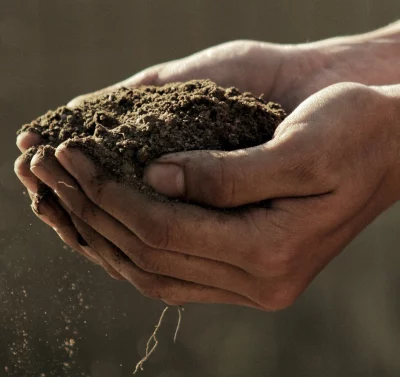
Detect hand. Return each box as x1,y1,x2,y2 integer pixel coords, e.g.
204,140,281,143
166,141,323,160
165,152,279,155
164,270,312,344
15,40,336,281
24,83,400,309
15,32,400,298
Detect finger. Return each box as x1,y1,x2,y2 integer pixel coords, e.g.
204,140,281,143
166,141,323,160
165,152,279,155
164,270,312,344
69,213,125,281
31,147,261,297
51,214,260,307
119,42,282,93
144,83,373,208
16,132,41,153
31,193,102,266
68,212,144,282
39,195,125,281
67,64,164,108
143,279,262,308
69,201,256,298
29,151,124,280
27,190,35,201
43,146,296,309
143,128,336,208
66,40,281,109
54,146,276,270
15,153,41,193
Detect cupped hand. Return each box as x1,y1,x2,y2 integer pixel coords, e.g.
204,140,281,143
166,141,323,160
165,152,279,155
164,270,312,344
23,82,400,309
16,38,399,306
15,134,125,281
15,40,332,284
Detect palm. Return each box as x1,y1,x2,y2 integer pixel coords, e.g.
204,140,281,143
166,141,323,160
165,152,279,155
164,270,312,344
15,39,352,289
65,40,350,113
107,41,346,112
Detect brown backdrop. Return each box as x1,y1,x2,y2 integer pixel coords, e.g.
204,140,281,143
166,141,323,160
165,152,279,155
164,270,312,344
1,1,400,376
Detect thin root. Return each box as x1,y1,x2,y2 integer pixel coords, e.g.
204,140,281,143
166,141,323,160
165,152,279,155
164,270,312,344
56,181,78,190
133,305,184,374
174,306,184,343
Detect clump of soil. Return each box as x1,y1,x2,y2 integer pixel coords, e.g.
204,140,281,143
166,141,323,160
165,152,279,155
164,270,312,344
19,79,286,198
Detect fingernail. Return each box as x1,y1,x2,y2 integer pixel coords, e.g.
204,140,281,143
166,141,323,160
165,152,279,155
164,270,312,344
144,163,184,197
30,164,56,189
55,145,73,171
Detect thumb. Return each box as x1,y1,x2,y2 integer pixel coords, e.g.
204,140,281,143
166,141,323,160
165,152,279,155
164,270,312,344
144,136,332,208
67,64,165,108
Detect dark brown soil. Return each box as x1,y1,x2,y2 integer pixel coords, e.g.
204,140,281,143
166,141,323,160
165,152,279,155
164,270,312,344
19,80,286,201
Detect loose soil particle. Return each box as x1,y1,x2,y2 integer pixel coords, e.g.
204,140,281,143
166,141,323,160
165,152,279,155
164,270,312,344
19,79,286,203
16,79,287,374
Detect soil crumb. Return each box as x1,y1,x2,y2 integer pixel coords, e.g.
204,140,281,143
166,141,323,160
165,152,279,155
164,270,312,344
18,79,286,197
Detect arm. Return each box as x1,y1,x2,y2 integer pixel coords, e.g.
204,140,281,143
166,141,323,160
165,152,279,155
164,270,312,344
15,23,400,309
319,20,400,83
65,21,400,112
316,19,400,83
29,82,400,310
275,20,400,109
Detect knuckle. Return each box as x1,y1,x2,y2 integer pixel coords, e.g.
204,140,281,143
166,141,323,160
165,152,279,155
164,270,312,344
328,82,376,109
211,158,234,207
257,282,299,312
338,82,373,99
267,238,306,277
140,282,164,300
75,199,96,223
140,213,174,250
269,249,294,275
248,244,301,281
199,154,237,207
225,40,263,60
247,246,294,278
134,249,168,275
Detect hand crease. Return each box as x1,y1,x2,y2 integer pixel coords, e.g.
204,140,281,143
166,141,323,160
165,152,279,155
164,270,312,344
57,181,78,190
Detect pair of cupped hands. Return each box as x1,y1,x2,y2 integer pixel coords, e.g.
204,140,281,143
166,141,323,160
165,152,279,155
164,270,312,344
15,40,400,310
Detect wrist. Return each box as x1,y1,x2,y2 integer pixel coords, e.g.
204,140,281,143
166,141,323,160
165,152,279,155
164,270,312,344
373,84,400,200
308,21,400,86
273,21,400,109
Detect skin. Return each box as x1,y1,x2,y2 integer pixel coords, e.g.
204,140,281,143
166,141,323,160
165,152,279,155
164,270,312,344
15,23,400,310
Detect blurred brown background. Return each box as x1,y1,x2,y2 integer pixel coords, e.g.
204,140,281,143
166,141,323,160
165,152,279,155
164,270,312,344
1,1,400,376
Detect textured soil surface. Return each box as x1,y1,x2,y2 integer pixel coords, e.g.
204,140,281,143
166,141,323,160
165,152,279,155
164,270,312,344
19,79,286,200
